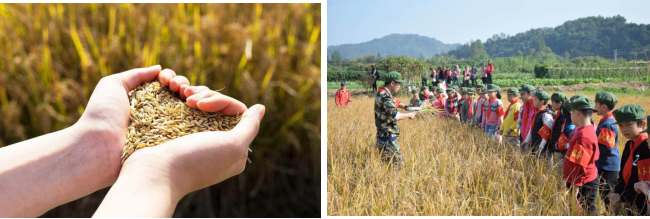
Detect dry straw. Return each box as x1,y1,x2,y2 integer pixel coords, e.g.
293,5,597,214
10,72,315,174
327,92,650,216
121,81,241,163
418,103,444,115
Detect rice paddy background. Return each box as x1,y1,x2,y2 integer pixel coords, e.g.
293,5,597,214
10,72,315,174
327,91,650,216
0,3,320,217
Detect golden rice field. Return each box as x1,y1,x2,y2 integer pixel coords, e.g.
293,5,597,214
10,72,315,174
0,3,320,217
327,90,649,216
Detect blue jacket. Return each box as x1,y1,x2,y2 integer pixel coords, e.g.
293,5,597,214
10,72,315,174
595,116,620,171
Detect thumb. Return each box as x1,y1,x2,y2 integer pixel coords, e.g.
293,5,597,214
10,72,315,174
231,104,265,146
113,65,162,92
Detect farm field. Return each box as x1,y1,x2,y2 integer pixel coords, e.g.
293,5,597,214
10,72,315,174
327,90,650,216
0,3,320,217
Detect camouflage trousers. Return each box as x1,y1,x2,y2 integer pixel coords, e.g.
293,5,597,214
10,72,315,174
376,139,403,165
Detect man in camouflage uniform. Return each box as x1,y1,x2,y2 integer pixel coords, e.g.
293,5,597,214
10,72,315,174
375,71,416,165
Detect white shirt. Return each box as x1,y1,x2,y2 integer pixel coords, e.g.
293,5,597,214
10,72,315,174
524,112,554,150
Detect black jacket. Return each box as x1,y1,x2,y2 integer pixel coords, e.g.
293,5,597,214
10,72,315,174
614,138,650,215
531,106,555,152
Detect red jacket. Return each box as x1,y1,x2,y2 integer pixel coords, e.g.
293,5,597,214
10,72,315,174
563,124,600,186
335,89,351,107
521,97,536,140
486,64,494,74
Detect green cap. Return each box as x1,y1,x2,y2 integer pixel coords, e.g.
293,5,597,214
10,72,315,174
568,95,597,112
595,91,618,109
641,115,650,133
445,88,454,94
421,86,429,91
435,87,444,93
452,85,459,90
564,95,581,111
532,89,550,101
485,84,498,92
475,84,486,90
465,88,476,94
429,85,434,90
384,71,405,83
461,87,468,94
411,89,418,94
493,85,501,92
551,92,568,103
506,87,519,95
613,104,646,124
519,84,535,93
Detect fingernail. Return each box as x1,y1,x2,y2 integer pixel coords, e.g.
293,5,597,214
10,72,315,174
257,104,266,119
149,65,162,71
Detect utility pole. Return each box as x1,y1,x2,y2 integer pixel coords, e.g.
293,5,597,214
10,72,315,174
614,49,617,63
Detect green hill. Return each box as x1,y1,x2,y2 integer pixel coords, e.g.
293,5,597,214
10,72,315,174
327,33,460,59
447,15,650,60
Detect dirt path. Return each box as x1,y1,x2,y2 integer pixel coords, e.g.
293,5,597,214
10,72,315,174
327,81,649,97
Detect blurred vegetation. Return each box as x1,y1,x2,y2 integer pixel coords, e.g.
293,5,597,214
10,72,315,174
0,3,320,217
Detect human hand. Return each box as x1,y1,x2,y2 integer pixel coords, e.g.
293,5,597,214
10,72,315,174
634,181,650,194
0,66,197,217
407,112,416,119
94,83,264,217
75,66,195,178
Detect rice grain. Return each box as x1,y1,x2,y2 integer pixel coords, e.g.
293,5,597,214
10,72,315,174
121,81,242,163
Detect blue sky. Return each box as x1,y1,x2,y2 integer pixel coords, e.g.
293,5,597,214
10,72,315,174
327,0,650,46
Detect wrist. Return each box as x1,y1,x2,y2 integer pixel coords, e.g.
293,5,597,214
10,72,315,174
0,123,123,217
121,150,189,200
95,154,184,217
68,122,123,187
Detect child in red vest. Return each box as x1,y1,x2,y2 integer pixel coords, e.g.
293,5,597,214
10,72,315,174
518,84,537,150
482,84,505,141
445,88,459,120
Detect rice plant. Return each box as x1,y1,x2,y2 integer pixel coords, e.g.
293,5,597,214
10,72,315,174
0,3,320,217
327,92,649,216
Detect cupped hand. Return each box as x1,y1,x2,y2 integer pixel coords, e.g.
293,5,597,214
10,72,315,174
75,65,192,182
117,82,265,198
90,67,264,217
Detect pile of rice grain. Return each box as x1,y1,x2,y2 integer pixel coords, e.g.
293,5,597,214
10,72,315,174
121,81,241,163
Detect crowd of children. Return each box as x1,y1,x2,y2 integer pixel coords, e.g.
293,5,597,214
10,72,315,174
351,65,650,215
334,62,650,215
404,80,650,215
